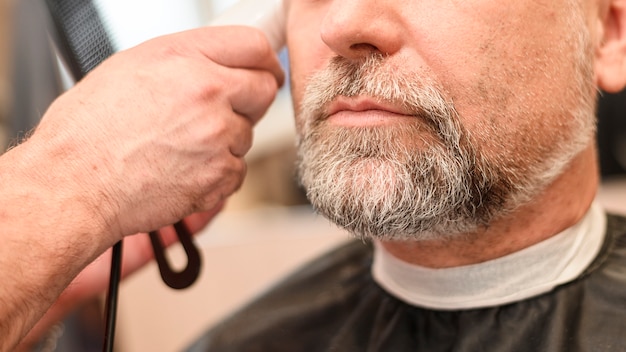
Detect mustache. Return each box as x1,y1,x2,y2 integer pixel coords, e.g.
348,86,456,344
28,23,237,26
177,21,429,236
299,54,462,146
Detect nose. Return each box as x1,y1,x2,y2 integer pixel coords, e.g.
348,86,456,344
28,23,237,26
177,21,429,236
320,1,404,60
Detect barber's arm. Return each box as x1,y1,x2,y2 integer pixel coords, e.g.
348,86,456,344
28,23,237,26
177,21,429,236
0,25,284,351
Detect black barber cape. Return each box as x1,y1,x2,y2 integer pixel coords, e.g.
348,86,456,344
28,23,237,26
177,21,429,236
186,214,626,352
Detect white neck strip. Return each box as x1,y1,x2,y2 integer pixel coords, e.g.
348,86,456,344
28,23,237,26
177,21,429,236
372,202,606,310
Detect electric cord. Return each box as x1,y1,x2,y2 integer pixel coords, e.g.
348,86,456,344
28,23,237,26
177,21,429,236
102,241,123,352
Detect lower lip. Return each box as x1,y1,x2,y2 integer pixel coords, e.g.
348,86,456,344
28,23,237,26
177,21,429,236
327,110,415,127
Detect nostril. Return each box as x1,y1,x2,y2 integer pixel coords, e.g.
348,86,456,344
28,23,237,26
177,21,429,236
350,43,381,53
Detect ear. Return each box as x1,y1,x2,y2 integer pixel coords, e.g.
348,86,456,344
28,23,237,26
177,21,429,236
595,0,626,93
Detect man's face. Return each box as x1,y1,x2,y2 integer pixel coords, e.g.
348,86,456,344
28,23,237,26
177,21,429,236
286,0,598,241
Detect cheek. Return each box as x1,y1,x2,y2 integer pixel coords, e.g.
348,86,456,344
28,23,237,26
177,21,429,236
287,39,333,132
288,46,330,107
439,16,585,124
424,9,592,168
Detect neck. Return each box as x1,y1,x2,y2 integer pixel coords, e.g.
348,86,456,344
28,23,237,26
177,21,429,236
381,144,599,268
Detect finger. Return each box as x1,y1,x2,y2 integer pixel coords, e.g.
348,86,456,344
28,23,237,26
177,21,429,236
177,26,285,86
223,68,281,125
194,155,247,213
215,110,254,157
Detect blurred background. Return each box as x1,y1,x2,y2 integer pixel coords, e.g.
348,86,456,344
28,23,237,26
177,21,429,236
0,0,12,149
0,0,625,351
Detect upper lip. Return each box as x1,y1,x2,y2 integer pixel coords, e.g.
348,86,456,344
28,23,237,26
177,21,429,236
326,96,410,117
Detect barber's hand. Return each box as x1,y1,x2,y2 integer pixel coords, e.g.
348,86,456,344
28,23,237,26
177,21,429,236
2,26,282,352
26,26,284,244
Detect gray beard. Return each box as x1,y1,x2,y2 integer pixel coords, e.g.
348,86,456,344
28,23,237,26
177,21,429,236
296,56,517,241
297,119,517,241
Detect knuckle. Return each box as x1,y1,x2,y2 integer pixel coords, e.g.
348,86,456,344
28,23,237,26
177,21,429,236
260,71,280,99
232,123,253,153
147,35,185,59
186,73,221,101
229,158,247,180
248,28,274,58
209,116,230,138
195,159,246,212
